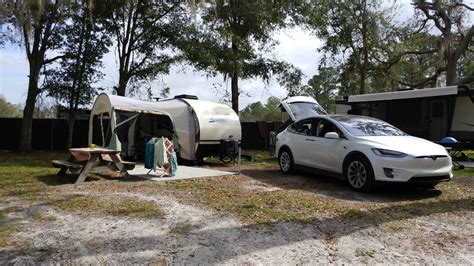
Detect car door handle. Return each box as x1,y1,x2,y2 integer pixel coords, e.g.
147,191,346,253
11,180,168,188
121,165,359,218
305,139,315,142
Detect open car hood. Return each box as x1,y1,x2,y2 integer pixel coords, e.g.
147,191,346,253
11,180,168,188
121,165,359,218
278,96,327,121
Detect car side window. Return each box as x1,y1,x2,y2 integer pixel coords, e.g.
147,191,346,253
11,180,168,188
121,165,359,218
316,119,343,138
291,119,314,135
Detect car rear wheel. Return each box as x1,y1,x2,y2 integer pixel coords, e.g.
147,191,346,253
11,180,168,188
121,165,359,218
345,155,375,192
279,149,294,174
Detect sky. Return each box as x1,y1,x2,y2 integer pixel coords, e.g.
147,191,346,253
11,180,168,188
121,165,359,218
0,26,322,110
0,0,421,110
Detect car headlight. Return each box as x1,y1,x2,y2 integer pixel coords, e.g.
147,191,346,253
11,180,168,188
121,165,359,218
371,148,407,158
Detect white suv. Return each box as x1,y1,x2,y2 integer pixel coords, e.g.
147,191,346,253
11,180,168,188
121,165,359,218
275,98,452,192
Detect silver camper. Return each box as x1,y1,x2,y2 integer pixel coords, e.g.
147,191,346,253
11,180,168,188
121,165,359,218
89,93,241,162
151,95,242,162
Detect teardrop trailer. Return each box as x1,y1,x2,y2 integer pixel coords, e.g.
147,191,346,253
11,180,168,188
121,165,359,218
149,95,242,163
89,93,242,163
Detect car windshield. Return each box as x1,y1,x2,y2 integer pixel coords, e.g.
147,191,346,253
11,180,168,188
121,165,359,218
331,116,407,136
288,102,327,120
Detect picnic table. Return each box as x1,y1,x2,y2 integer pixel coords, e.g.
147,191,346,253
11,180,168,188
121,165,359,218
52,147,134,184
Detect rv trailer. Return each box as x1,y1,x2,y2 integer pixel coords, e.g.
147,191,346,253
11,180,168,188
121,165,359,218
335,85,474,141
151,95,242,162
89,93,241,163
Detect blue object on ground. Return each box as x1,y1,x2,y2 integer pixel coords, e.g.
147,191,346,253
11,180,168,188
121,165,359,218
440,137,458,144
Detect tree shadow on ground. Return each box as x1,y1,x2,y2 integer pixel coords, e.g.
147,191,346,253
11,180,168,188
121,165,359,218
2,195,471,264
36,173,148,186
240,169,444,203
36,174,80,186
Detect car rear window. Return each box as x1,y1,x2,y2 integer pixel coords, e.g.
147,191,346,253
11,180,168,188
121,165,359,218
288,102,327,120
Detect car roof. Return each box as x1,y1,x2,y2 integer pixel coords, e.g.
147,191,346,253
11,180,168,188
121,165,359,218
293,114,381,122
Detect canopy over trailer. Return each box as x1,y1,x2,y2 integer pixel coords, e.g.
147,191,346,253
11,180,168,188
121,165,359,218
335,85,474,141
88,93,175,160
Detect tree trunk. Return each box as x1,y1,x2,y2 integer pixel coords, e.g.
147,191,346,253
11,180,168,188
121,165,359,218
359,0,368,95
231,73,239,113
117,74,129,96
231,37,239,113
66,110,76,149
359,65,366,94
445,54,457,86
18,65,40,152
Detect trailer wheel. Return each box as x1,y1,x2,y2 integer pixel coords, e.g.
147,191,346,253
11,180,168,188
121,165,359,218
220,156,233,164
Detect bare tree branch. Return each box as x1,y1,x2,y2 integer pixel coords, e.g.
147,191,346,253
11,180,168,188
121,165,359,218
43,54,68,65
459,74,474,85
450,3,474,11
397,67,446,88
413,1,445,31
372,49,438,70
455,25,474,59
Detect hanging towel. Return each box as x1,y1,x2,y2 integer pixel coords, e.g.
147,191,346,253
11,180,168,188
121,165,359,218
153,137,168,170
169,151,178,176
145,139,156,169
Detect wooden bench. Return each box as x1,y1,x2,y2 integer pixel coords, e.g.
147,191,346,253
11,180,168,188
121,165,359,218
52,160,84,175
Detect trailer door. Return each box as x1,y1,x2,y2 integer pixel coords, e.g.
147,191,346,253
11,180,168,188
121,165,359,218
429,100,448,140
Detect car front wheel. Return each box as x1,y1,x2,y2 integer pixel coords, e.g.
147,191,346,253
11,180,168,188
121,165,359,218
345,155,375,192
279,149,294,174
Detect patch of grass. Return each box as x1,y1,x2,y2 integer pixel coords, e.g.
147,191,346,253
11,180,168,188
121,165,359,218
202,150,278,170
2,206,21,213
355,247,375,263
169,224,202,235
453,167,474,178
33,214,57,223
0,152,67,201
247,150,278,163
152,258,167,266
382,220,412,232
0,225,17,248
158,176,348,224
156,170,474,226
439,231,462,242
51,194,162,219
0,151,473,231
0,207,26,248
0,209,21,249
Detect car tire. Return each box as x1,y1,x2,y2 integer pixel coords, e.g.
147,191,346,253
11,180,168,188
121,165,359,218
344,155,375,192
278,148,294,174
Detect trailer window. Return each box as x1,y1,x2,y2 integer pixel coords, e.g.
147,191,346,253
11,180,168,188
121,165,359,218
387,99,420,126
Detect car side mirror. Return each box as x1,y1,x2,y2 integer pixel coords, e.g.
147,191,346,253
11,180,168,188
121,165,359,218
324,132,340,139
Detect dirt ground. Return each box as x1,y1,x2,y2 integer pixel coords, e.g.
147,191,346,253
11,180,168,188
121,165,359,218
1,154,473,264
